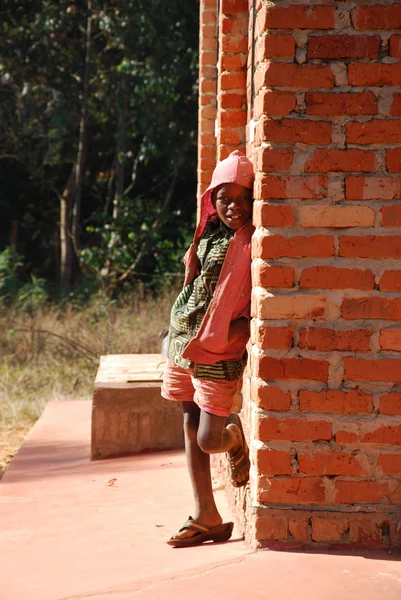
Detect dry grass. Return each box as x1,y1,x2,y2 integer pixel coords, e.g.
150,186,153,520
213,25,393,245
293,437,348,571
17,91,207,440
0,286,177,475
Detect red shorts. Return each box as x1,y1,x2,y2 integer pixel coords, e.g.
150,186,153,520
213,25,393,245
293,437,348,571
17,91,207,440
161,359,242,417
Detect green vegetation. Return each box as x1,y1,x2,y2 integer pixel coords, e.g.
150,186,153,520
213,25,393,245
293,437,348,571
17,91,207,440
0,2,199,469
0,0,199,292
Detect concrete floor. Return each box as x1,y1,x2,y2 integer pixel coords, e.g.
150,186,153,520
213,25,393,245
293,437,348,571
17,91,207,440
1,400,400,600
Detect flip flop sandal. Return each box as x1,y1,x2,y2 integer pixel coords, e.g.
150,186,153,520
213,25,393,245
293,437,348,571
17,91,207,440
166,517,234,548
226,413,250,488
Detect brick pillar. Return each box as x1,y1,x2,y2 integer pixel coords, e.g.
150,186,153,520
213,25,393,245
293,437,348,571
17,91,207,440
198,0,219,212
249,1,401,549
217,0,249,161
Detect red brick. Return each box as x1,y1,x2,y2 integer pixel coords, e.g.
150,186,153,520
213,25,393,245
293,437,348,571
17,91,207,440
221,14,247,35
219,110,247,128
199,106,216,120
251,381,291,411
350,63,401,87
344,358,401,383
346,177,401,200
378,454,401,476
346,120,401,145
258,477,326,505
306,92,377,117
300,266,374,291
202,23,218,40
390,35,401,58
380,393,401,415
258,63,334,91
256,449,292,475
200,79,217,95
298,328,372,353
256,356,329,382
220,92,245,110
254,264,295,289
259,5,335,30
260,118,332,145
305,150,376,173
339,235,401,259
254,234,335,259
380,204,401,227
253,203,295,228
335,430,358,445
342,296,401,321
256,175,327,200
220,54,247,72
200,65,217,80
299,451,366,477
349,517,392,548
258,416,332,442
299,206,375,229
386,149,401,173
311,517,350,543
220,71,247,91
255,146,293,173
254,293,326,321
299,390,373,414
380,329,401,352
200,50,217,67
221,34,248,54
361,423,401,445
352,6,401,30
380,271,401,291
255,34,295,62
254,325,293,350
390,94,401,117
220,0,248,14
308,35,380,59
254,90,297,117
218,128,244,145
335,481,390,505
254,515,288,541
289,519,309,542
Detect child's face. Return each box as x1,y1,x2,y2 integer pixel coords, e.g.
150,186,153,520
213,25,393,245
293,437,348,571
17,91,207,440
213,183,253,231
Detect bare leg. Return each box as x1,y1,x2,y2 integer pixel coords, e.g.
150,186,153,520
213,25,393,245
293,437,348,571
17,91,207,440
169,403,248,543
169,402,222,543
197,410,249,486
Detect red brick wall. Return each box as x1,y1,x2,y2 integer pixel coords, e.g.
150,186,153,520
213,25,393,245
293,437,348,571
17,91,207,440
250,1,401,550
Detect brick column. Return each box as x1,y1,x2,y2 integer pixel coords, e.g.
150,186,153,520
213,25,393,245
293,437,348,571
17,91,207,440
198,0,219,211
217,0,249,161
249,1,401,549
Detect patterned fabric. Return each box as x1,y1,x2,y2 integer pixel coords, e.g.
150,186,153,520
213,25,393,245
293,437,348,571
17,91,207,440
167,219,246,380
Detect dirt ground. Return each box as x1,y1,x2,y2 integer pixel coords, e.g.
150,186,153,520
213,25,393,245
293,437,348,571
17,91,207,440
0,424,32,480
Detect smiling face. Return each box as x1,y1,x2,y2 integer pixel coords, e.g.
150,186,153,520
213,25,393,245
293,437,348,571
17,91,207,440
212,183,253,231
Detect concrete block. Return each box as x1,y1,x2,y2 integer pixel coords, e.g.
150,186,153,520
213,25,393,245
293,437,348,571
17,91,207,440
91,354,184,460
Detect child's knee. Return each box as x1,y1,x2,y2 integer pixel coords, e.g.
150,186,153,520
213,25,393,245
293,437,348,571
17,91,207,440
197,429,222,454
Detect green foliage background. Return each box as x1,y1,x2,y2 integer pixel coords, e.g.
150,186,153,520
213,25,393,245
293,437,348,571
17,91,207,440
0,0,200,296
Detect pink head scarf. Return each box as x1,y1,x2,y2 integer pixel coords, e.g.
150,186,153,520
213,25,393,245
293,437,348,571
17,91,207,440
194,150,254,241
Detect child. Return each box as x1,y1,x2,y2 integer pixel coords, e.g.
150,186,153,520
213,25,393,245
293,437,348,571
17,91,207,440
161,150,254,548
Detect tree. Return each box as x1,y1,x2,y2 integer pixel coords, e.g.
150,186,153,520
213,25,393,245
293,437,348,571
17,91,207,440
0,0,199,291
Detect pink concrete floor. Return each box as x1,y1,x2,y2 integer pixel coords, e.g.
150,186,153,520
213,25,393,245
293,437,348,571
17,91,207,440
1,400,400,600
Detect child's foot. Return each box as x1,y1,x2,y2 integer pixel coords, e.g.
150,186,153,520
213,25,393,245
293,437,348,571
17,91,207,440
226,413,250,487
167,516,234,547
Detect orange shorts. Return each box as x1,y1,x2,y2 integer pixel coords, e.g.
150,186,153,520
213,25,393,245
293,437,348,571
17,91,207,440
161,359,242,417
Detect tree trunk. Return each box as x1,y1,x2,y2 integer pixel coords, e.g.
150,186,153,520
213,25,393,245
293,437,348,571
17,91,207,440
60,166,76,288
72,0,92,256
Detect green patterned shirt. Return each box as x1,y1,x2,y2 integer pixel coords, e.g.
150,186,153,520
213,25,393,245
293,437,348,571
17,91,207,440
167,219,246,380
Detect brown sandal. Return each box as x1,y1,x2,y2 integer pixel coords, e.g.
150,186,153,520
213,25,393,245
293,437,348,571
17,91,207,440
167,517,234,548
226,413,250,488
